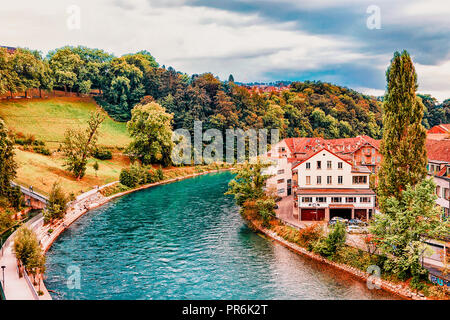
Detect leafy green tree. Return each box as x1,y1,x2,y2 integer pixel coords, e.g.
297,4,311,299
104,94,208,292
313,221,346,257
43,182,68,223
61,111,105,179
377,51,428,205
225,160,271,206
370,179,449,279
0,119,17,199
12,49,41,98
13,226,41,268
126,102,174,166
49,47,83,94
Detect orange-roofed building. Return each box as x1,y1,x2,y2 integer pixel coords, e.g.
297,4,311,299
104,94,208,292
426,138,450,218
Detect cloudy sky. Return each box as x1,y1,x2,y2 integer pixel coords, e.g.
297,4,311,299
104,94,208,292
1,0,450,100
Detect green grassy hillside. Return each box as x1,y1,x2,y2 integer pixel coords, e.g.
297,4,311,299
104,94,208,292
0,97,131,149
0,97,132,195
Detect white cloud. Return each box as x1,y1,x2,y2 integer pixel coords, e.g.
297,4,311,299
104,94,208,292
416,60,450,102
0,0,448,99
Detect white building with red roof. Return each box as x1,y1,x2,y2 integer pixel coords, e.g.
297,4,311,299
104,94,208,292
291,148,375,221
426,138,450,218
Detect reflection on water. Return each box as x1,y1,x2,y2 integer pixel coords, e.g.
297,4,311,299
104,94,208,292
45,172,400,300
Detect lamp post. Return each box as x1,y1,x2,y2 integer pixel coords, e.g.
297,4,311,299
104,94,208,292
1,265,5,290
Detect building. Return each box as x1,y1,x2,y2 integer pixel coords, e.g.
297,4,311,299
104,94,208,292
427,124,450,141
265,135,381,197
426,139,450,218
292,148,375,221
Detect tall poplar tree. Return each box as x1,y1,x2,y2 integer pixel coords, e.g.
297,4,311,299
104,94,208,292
377,51,428,207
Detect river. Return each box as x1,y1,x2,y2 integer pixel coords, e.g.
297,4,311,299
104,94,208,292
45,172,399,300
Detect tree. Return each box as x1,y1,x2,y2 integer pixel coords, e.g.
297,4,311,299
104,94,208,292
370,179,449,279
43,181,68,223
61,111,105,179
126,102,174,166
377,51,428,206
313,221,346,257
0,119,17,199
48,48,83,94
13,226,41,268
12,49,41,98
225,159,271,206
228,74,235,83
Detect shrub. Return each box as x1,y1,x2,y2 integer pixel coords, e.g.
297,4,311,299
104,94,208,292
256,198,276,228
119,164,161,188
119,168,137,188
33,145,50,156
298,224,323,249
93,148,112,160
313,221,346,258
156,166,164,181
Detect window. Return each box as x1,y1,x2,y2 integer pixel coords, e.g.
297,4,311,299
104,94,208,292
316,197,327,203
327,161,332,169
436,186,441,197
431,164,435,172
346,197,356,203
360,197,371,203
377,156,381,163
331,197,342,203
277,179,285,184
352,176,368,184
338,162,343,169
306,176,311,185
338,176,343,184
277,169,284,174
316,176,322,185
306,162,311,170
317,161,321,169
444,188,449,200
327,176,332,184
302,197,312,203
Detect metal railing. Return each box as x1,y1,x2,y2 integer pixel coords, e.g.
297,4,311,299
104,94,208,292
18,263,39,300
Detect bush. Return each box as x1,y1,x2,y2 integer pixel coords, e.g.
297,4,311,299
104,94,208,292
33,145,50,156
93,148,112,160
119,164,162,188
313,221,346,258
256,198,276,228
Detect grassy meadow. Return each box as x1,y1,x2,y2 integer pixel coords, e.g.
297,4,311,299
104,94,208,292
0,97,131,149
0,97,132,195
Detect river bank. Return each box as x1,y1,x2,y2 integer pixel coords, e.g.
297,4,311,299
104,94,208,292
2,168,232,300
246,218,429,300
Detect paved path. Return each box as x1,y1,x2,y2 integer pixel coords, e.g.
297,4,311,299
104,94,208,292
0,245,35,300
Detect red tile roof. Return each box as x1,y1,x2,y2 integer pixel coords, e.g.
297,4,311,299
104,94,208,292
426,139,450,162
283,135,380,156
427,124,450,134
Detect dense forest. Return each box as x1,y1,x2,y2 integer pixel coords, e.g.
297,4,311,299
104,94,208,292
1,46,448,139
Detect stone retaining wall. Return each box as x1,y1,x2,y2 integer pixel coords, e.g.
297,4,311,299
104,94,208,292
252,222,428,300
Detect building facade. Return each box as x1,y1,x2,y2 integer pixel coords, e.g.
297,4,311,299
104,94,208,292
292,148,375,221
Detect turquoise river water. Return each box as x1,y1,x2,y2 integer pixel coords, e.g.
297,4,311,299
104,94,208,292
45,172,399,300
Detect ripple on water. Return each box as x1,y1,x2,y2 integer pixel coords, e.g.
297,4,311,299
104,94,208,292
45,172,400,300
